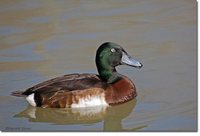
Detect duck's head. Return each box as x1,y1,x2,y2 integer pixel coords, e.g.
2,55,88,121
96,42,143,83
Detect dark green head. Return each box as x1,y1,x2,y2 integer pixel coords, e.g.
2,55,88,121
96,42,142,83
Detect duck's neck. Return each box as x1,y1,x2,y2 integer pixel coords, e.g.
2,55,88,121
96,63,121,84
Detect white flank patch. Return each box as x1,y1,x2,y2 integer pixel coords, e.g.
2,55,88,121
71,95,109,108
26,93,36,107
71,106,107,117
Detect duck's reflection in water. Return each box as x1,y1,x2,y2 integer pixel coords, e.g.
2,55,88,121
14,99,146,131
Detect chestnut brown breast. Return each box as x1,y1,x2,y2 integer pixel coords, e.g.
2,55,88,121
105,77,137,105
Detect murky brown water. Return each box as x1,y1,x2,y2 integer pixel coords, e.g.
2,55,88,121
0,0,197,131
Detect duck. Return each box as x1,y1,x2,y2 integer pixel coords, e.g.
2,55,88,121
11,42,143,108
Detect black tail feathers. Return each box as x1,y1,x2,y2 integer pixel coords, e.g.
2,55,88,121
11,91,26,97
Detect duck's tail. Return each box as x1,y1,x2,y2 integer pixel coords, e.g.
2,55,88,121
11,90,26,97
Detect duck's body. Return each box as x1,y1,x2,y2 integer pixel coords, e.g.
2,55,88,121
12,42,142,108
13,73,136,108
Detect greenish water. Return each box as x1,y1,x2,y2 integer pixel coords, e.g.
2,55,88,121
0,0,197,131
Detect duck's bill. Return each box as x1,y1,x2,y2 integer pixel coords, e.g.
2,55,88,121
121,52,143,68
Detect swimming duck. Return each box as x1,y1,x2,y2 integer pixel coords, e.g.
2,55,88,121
12,42,142,108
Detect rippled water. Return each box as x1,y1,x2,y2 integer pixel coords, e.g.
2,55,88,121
0,0,197,131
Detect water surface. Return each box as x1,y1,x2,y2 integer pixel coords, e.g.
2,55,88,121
0,0,197,131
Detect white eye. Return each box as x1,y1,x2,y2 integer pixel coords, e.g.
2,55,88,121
111,48,116,53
